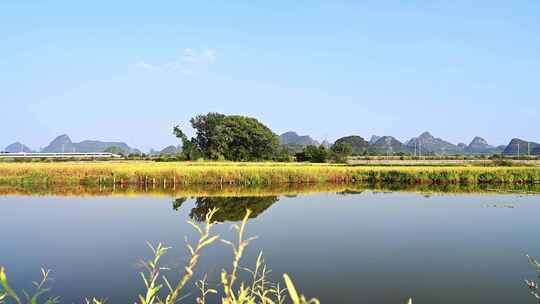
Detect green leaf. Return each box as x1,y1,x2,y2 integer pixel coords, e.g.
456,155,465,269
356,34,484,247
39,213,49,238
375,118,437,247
28,287,51,304
0,267,22,304
283,274,299,304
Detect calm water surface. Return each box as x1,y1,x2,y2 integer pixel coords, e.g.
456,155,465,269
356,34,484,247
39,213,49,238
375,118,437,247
1,187,539,303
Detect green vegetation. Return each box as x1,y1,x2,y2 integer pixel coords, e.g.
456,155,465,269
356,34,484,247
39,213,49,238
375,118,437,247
295,145,329,163
0,209,321,304
330,142,352,163
1,161,540,187
174,113,282,161
1,181,540,199
295,143,352,163
187,196,278,222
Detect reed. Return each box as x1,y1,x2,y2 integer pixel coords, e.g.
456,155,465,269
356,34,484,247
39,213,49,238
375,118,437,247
0,209,324,304
0,161,539,187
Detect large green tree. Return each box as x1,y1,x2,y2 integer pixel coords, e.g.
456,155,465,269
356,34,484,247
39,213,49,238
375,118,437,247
174,113,282,161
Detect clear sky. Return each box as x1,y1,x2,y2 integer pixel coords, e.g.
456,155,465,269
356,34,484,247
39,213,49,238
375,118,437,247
2,0,539,151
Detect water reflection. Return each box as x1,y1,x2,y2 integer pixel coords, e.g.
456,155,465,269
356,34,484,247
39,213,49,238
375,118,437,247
2,182,540,197
173,196,279,222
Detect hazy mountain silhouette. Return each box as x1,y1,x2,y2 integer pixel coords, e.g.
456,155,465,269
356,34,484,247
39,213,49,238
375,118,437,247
405,132,462,155
4,142,34,153
503,138,540,156
42,134,139,154
368,136,409,154
334,135,369,155
465,137,504,154
369,135,381,144
279,131,319,146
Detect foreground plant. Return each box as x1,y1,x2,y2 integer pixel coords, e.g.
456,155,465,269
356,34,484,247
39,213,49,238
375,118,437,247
1,208,413,303
526,255,540,302
0,267,59,304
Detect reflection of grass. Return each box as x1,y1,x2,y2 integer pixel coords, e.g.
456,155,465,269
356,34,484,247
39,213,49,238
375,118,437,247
1,161,540,187
0,209,322,304
1,182,540,198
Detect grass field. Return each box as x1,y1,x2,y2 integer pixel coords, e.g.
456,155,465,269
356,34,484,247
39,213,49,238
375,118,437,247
1,161,540,187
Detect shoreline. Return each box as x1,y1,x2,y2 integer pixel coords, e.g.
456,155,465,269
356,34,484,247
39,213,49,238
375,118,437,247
1,161,540,187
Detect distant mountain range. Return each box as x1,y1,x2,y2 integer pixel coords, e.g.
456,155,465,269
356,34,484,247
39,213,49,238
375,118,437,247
4,132,539,156
2,135,141,155
40,134,141,154
280,130,540,156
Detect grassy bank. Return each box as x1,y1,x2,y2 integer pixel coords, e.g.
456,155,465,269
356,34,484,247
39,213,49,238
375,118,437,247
0,161,540,187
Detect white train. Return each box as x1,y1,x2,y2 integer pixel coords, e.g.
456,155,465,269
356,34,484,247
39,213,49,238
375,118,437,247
0,152,123,159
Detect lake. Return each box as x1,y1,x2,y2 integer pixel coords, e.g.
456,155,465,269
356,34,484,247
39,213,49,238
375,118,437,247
1,185,539,303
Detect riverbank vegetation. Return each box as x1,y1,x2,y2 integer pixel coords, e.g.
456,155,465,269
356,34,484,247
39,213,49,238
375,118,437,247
0,161,540,187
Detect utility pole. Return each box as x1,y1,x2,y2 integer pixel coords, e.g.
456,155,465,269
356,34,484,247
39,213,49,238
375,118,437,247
517,142,520,159
528,142,531,158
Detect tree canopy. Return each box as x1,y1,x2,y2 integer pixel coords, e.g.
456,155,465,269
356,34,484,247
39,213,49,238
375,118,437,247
174,113,282,161
296,145,329,163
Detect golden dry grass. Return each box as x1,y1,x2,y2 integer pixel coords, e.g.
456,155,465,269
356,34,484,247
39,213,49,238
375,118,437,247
0,161,540,186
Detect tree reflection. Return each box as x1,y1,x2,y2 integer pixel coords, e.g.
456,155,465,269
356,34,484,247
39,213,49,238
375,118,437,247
173,196,279,222
172,197,188,210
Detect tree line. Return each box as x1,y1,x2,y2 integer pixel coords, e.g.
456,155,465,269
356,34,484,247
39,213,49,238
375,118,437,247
173,112,351,163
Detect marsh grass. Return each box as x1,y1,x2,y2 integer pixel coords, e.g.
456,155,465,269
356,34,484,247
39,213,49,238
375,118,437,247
0,209,322,304
0,161,539,187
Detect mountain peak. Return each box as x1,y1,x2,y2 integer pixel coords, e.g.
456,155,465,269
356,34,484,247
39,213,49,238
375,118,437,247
419,131,433,139
503,138,540,155
53,134,72,143
369,135,381,144
470,136,488,145
368,136,408,154
465,136,500,154
279,131,318,146
4,142,34,153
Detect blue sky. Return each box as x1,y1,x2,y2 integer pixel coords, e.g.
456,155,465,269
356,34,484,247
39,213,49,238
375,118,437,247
1,1,539,151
